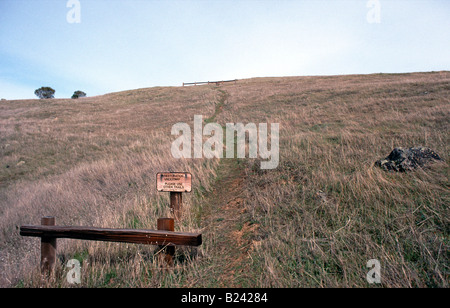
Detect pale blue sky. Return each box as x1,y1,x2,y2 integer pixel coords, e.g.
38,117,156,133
1,0,449,100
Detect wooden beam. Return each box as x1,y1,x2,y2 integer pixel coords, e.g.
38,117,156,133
40,217,57,274
170,191,183,220
157,218,175,265
20,225,202,247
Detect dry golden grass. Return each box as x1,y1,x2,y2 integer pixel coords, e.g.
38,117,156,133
0,86,220,286
0,71,448,287
217,72,449,287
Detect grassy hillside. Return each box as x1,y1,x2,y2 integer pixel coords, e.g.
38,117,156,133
0,72,448,287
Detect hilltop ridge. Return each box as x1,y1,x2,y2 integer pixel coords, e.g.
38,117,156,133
0,71,448,287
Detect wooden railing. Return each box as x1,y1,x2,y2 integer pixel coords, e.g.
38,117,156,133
183,79,238,86
20,172,198,275
20,216,201,273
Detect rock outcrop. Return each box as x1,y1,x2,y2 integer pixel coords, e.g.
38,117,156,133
375,147,443,172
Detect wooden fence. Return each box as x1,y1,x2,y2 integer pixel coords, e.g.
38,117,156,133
20,172,197,275
20,216,201,273
182,79,238,86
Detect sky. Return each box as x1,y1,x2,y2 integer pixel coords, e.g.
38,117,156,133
0,0,449,100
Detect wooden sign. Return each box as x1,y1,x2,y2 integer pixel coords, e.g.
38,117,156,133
156,172,192,193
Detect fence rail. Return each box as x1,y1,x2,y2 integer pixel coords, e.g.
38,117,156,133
183,79,238,86
20,216,201,273
20,225,202,246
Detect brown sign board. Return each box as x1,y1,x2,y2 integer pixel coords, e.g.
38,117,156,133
156,172,192,193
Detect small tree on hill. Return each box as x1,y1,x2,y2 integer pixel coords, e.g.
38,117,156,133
71,90,86,99
34,87,55,99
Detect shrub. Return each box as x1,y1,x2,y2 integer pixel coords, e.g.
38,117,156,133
71,91,86,99
34,87,55,99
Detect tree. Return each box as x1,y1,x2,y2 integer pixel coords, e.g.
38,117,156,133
71,90,86,99
34,87,55,99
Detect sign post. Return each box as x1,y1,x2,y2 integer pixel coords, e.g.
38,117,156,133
157,172,192,220
157,218,175,266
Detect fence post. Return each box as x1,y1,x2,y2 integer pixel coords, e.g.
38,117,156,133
170,191,183,220
157,218,175,266
40,216,57,275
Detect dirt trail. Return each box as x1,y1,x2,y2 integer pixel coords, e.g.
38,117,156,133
196,88,260,287
200,158,259,287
